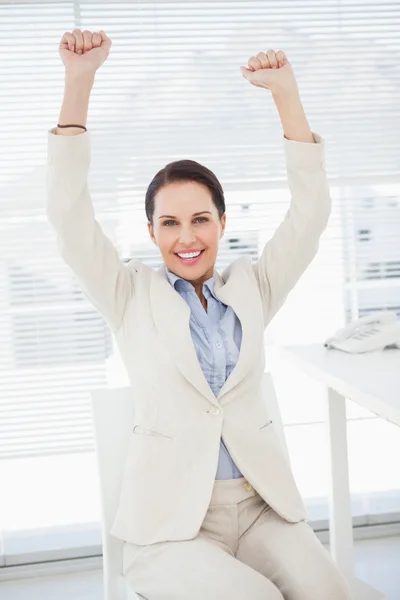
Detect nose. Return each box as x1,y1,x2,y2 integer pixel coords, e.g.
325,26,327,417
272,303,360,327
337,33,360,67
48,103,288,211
179,228,197,245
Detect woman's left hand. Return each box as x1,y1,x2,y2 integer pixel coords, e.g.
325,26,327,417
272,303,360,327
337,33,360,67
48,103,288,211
240,50,298,97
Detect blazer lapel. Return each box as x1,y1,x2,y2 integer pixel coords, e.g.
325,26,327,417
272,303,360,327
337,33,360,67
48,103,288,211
150,262,261,406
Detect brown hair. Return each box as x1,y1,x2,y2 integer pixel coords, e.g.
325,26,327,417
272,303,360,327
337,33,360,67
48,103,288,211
145,159,226,226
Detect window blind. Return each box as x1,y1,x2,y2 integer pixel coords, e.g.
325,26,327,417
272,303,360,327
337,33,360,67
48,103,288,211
0,0,399,561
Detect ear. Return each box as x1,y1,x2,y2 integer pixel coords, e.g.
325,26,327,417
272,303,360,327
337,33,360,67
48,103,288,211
147,222,158,245
220,214,226,237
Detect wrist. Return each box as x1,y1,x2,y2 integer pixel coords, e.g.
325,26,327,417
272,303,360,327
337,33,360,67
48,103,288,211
64,71,95,91
58,73,94,135
271,85,301,106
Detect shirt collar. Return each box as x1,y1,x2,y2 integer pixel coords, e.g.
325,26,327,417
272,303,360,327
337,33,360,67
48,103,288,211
164,263,218,300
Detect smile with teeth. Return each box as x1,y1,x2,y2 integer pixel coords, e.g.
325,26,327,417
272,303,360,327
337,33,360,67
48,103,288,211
176,250,204,260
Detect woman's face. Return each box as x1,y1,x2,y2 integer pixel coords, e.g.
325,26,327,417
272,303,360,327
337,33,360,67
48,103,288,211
148,181,226,285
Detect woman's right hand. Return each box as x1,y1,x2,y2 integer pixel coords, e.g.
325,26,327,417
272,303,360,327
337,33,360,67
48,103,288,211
59,29,112,79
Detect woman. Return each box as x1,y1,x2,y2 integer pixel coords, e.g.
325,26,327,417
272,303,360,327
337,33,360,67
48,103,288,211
48,29,353,600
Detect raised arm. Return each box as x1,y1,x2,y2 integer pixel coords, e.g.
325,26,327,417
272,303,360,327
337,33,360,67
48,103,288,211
241,49,331,323
251,131,330,324
47,30,135,332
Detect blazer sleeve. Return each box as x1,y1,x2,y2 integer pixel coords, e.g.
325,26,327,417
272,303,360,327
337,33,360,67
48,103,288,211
252,131,332,325
46,128,135,332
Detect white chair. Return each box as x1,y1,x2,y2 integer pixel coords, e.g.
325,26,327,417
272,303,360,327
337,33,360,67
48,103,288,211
90,386,145,600
90,372,288,600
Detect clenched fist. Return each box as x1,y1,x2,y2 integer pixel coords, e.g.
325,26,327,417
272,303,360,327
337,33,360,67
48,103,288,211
59,29,112,78
240,49,298,96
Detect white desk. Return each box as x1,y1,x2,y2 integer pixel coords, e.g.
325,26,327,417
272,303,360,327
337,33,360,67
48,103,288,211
276,344,400,600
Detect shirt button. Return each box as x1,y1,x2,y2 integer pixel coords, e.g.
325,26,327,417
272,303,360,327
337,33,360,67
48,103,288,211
209,406,221,415
216,341,222,348
243,482,253,492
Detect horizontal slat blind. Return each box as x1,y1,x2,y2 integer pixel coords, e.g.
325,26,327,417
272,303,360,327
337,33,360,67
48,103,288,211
0,0,399,459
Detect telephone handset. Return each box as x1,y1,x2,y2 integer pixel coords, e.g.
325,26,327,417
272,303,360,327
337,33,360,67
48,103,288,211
324,310,400,354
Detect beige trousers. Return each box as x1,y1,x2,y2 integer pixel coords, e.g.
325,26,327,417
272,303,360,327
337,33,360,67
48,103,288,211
123,476,353,600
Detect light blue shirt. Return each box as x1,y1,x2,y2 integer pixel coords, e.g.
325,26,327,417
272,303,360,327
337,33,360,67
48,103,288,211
165,264,244,479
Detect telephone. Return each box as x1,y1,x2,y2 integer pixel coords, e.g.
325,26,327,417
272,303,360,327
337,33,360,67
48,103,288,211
324,310,400,354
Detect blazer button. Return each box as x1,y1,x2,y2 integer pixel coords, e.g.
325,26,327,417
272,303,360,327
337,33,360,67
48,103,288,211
243,482,253,492
209,406,220,415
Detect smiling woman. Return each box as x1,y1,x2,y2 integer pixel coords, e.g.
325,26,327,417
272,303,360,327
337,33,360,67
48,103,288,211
145,159,227,301
46,26,353,600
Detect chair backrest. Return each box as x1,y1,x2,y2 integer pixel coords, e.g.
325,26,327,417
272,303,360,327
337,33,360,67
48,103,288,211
90,372,289,600
90,386,140,600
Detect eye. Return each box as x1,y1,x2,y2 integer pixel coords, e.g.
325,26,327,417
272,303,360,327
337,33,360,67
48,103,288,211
162,217,209,227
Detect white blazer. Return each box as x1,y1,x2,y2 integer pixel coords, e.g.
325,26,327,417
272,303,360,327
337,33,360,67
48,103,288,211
46,127,331,546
